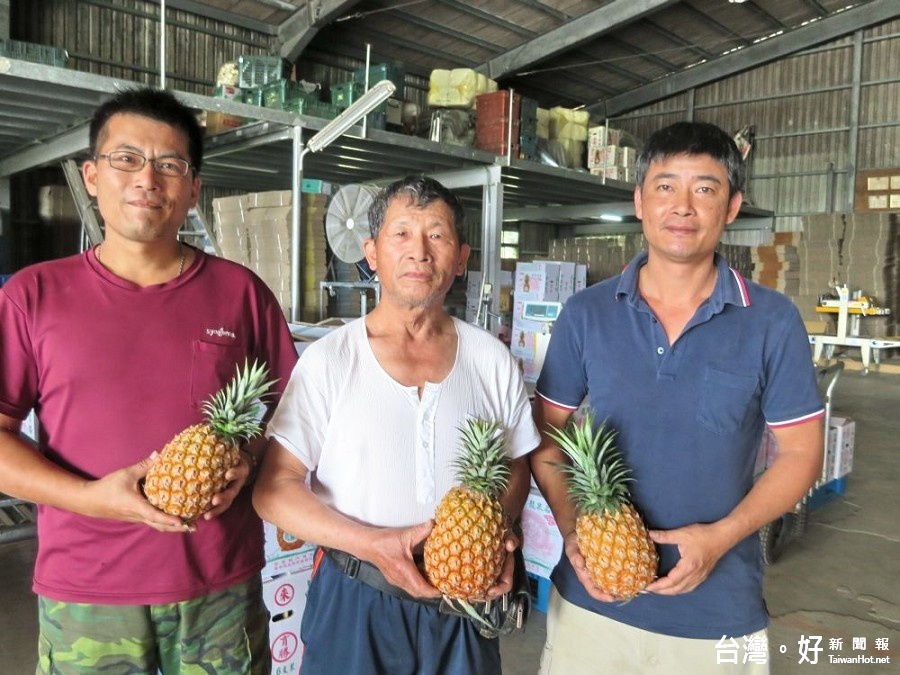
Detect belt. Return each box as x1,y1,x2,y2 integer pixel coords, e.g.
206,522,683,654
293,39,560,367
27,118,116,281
325,547,531,638
324,548,441,606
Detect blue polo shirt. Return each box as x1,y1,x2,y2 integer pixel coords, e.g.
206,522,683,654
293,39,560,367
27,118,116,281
536,252,824,639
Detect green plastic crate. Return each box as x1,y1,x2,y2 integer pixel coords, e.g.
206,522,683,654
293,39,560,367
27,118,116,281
0,38,68,68
262,81,321,110
286,98,340,121
237,55,291,89
330,81,366,109
242,87,264,107
352,62,405,90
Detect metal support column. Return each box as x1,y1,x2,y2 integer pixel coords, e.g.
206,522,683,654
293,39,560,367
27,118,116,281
62,159,103,248
291,124,304,322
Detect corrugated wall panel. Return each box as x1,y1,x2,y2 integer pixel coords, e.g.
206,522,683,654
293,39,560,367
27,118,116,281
613,21,899,220
14,0,276,93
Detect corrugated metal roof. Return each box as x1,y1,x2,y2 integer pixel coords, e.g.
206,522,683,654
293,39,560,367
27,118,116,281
166,0,894,115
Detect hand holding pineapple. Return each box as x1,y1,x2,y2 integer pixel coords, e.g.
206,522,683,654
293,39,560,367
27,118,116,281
143,360,276,523
424,418,514,603
77,451,204,533
547,411,658,601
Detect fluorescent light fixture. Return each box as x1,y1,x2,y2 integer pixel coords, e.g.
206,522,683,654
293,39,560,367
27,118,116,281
599,213,624,222
306,79,396,153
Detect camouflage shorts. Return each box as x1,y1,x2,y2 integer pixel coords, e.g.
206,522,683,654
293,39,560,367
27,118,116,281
37,576,270,675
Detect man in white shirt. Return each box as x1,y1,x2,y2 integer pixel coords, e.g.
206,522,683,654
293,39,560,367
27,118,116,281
253,175,540,675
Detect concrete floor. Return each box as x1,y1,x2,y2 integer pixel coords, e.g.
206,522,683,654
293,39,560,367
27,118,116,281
1,366,897,674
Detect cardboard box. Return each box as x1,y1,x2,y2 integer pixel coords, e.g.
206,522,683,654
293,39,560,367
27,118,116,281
587,125,621,149
262,521,318,579
510,327,536,360
264,569,313,674
555,261,576,302
205,110,244,135
828,416,855,480
521,488,564,578
514,261,560,301
574,263,588,292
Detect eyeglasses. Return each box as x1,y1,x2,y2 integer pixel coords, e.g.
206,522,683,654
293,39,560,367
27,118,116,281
95,150,192,177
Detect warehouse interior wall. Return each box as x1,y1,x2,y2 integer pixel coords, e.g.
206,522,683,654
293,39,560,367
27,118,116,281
610,16,900,232
3,1,899,314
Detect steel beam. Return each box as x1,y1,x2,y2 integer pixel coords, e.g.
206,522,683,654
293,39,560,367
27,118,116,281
599,0,899,116
479,0,679,79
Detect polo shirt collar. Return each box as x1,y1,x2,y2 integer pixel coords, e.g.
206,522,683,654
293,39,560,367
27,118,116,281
615,252,752,311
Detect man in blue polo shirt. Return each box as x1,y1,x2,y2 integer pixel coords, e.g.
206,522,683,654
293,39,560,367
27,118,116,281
530,121,824,674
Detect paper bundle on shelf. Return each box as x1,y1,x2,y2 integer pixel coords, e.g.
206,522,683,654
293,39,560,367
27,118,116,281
428,68,497,109
211,190,331,321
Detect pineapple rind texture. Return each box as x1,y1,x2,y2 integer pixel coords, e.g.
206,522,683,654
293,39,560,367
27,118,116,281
425,486,507,600
424,419,511,601
548,411,658,600
143,424,241,520
143,359,275,521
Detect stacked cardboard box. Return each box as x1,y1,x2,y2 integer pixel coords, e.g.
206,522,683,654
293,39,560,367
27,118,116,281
511,261,560,383
262,542,316,674
521,487,563,580
509,261,587,383
587,125,636,183
205,83,245,136
211,188,332,321
747,231,801,296
795,213,900,336
547,234,644,286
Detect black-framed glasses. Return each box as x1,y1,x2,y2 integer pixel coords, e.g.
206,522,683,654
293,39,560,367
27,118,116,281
95,150,192,177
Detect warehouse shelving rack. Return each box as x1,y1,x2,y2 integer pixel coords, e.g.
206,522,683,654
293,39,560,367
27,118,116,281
0,56,774,327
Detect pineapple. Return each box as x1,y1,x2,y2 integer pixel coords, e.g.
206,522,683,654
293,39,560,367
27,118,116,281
548,411,657,600
143,359,275,521
424,418,511,602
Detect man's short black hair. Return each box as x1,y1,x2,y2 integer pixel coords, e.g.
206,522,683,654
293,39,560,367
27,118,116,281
89,87,204,174
368,175,467,244
635,121,744,197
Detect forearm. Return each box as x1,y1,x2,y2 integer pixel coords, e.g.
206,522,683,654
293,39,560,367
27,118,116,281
529,443,578,538
714,421,824,550
529,400,580,538
252,442,381,558
500,456,532,523
0,428,94,514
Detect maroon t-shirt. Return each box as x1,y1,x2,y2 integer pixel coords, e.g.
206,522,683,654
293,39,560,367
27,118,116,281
0,247,298,604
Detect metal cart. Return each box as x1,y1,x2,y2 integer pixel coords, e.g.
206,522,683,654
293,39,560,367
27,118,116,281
759,360,844,565
0,493,36,544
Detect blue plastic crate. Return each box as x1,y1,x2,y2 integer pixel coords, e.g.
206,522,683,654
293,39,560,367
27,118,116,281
808,477,847,511
527,572,551,613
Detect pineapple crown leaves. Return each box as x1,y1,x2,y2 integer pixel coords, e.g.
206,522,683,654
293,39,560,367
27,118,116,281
452,418,511,500
202,359,278,444
545,410,634,517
